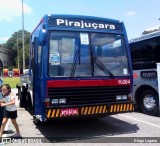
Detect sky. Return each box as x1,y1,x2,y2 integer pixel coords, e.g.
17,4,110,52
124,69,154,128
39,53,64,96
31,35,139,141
0,0,160,43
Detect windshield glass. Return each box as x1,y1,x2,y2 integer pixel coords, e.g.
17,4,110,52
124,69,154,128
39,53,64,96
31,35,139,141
48,31,130,77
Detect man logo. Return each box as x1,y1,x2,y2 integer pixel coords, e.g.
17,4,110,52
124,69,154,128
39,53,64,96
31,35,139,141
2,137,12,143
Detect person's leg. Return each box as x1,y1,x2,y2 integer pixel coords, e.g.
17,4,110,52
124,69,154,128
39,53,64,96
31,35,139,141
11,119,20,134
8,110,19,134
0,107,4,127
0,117,8,137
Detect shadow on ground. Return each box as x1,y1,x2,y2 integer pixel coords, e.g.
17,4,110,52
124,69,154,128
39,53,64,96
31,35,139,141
34,116,139,143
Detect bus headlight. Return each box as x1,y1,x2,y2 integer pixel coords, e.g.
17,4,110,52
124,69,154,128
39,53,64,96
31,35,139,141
121,95,127,100
116,95,122,100
59,98,66,104
51,99,58,104
51,98,66,105
116,95,127,100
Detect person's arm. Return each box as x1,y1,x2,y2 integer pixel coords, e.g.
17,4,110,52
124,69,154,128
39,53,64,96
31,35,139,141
1,93,15,107
1,98,15,107
0,99,4,106
0,100,4,103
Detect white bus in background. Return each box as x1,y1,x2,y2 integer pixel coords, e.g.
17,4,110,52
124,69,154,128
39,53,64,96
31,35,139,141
129,31,160,116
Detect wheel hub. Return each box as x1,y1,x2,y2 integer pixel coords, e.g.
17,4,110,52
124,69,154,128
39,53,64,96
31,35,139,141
143,95,156,111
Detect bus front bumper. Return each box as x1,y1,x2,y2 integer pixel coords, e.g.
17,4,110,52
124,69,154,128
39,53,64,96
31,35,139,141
46,102,134,119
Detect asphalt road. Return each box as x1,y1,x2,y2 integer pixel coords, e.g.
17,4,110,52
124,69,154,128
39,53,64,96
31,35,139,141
1,89,160,146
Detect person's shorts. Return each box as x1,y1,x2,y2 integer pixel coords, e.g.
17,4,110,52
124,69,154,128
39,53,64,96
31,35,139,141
4,110,17,119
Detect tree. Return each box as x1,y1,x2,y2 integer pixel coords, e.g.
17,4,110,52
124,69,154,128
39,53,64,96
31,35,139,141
142,27,160,35
4,30,31,69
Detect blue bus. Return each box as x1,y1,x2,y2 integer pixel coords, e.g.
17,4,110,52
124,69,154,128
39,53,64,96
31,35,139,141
17,14,134,124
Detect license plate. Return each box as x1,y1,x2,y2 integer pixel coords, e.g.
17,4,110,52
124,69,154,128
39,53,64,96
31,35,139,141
61,108,79,116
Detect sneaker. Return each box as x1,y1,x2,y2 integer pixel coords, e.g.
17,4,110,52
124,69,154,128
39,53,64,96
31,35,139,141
3,130,8,134
11,133,22,138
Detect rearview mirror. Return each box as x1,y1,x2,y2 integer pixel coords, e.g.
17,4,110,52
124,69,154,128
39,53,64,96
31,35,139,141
38,29,47,46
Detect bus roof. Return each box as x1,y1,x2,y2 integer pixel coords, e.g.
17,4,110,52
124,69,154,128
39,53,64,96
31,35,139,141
129,30,160,44
44,14,123,23
32,14,124,34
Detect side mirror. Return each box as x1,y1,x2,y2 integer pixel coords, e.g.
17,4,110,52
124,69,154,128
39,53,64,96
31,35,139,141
38,29,47,46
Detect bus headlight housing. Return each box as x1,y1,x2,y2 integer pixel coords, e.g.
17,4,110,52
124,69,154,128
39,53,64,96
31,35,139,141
51,98,66,105
116,95,127,100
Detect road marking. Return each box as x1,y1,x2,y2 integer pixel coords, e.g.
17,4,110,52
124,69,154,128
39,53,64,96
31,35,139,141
119,114,160,128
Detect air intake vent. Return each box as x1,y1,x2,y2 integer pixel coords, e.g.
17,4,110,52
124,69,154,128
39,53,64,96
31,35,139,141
48,86,130,105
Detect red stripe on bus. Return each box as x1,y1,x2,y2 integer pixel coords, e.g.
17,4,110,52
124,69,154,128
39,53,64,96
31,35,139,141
47,79,131,88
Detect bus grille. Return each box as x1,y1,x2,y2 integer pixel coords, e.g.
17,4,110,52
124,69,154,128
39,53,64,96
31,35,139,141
48,86,130,105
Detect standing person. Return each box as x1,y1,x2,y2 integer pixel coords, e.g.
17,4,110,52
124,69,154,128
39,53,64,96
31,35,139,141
0,84,21,137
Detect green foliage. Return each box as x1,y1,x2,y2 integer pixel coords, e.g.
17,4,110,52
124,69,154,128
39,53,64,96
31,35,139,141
4,30,31,69
142,29,160,35
3,77,20,88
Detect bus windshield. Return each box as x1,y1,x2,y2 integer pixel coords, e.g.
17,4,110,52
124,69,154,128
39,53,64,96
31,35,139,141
48,31,130,77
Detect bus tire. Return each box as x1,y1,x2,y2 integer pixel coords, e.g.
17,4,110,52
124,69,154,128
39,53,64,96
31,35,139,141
18,89,26,108
140,90,159,116
26,93,33,114
33,116,41,125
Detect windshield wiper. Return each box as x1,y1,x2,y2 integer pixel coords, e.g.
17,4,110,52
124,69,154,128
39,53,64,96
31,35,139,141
92,56,115,78
70,47,80,77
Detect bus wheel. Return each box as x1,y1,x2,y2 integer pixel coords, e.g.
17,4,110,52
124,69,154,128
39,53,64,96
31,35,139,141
33,116,41,125
140,90,159,116
26,93,33,114
18,89,26,108
33,116,45,126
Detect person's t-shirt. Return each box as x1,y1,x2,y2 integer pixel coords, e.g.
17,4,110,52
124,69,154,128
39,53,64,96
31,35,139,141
3,92,17,111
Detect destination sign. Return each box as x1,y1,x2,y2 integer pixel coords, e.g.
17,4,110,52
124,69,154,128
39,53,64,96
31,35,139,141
140,71,157,79
48,18,123,31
